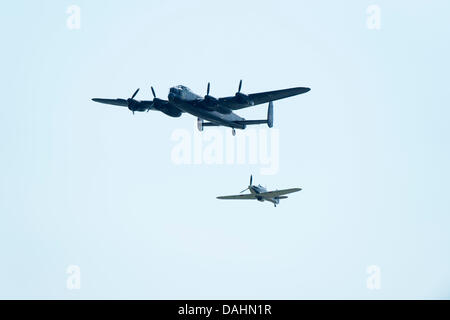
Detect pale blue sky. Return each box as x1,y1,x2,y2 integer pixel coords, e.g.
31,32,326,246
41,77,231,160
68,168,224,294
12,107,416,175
0,0,449,299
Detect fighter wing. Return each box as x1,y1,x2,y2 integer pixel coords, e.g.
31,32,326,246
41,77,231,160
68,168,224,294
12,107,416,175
218,87,310,110
92,98,128,107
216,194,258,200
257,188,302,198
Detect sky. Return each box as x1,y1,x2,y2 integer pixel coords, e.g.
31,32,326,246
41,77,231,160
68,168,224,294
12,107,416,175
0,0,449,299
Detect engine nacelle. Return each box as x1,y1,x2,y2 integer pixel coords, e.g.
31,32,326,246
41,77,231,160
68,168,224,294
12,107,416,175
160,107,182,118
235,92,254,106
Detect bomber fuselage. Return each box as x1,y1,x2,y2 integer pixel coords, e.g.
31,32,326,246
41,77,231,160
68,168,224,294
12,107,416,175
168,85,246,129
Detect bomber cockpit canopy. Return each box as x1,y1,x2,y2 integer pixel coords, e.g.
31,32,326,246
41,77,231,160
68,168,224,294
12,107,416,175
169,85,201,101
170,85,192,93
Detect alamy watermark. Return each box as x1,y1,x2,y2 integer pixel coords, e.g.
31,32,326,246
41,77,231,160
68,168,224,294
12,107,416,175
170,125,280,175
66,265,81,290
366,5,381,30
366,265,381,290
66,5,81,30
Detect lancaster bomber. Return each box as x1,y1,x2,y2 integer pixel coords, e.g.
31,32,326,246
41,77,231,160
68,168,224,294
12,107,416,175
92,81,310,135
217,175,302,207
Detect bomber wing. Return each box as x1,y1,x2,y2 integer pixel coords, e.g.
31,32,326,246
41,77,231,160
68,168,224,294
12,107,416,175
92,98,128,107
91,98,157,108
92,97,183,117
218,87,310,110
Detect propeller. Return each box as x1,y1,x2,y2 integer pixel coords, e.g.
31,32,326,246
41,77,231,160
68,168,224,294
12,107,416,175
240,187,249,194
204,82,218,107
146,86,157,112
131,88,139,99
235,80,254,105
240,175,253,193
147,86,165,112
127,88,140,114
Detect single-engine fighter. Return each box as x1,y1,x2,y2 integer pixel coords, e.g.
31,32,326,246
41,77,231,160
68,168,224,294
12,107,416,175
217,175,301,207
92,80,310,136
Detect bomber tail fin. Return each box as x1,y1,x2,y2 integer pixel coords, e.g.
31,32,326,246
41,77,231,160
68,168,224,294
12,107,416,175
267,101,273,128
234,101,275,128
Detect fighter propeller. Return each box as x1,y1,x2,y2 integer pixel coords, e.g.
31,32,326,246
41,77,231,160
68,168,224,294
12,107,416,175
240,175,253,193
